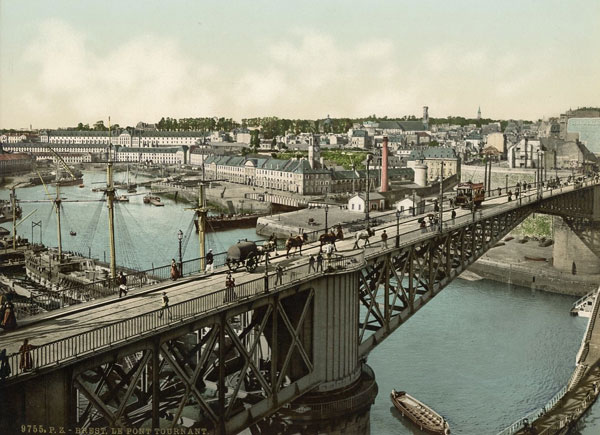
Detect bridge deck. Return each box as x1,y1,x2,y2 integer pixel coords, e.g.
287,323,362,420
0,179,592,381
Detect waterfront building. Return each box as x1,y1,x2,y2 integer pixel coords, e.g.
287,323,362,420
114,146,186,165
348,192,385,212
202,155,413,196
0,133,28,143
40,129,206,148
0,152,34,174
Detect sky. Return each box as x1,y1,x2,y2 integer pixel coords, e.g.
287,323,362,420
0,0,599,129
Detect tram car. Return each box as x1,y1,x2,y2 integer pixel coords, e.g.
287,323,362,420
455,182,485,208
225,240,275,272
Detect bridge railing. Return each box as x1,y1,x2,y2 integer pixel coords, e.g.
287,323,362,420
14,174,594,320
3,250,365,380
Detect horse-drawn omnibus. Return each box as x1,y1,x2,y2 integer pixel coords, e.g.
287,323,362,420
455,182,485,208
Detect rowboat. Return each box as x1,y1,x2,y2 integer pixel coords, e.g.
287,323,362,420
390,390,450,434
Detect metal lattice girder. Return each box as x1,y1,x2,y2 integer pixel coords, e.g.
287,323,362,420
358,205,533,357
69,287,318,435
563,216,600,259
537,186,599,220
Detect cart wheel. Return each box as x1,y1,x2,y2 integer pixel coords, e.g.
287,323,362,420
246,253,257,272
232,260,241,272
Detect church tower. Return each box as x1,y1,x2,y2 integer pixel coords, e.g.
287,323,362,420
477,106,481,121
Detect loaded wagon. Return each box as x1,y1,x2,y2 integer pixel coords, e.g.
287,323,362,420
225,240,275,272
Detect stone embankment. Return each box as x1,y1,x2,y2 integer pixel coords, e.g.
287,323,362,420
466,237,599,297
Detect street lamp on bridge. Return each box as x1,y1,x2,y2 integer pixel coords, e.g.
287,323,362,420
325,204,329,233
366,153,373,227
395,209,401,248
177,229,183,276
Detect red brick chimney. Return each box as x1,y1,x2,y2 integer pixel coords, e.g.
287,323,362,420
380,136,389,192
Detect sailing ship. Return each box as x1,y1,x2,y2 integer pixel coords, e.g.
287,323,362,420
195,213,266,232
390,390,450,435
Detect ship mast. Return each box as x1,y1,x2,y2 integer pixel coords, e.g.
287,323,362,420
52,157,63,259
106,117,117,279
56,183,63,258
197,184,207,272
11,187,17,250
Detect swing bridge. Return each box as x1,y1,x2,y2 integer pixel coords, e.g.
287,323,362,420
1,177,600,434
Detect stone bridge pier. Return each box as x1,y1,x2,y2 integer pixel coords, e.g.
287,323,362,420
264,271,378,434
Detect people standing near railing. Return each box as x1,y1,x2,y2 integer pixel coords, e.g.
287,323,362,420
19,339,36,371
205,249,214,274
308,254,316,272
225,272,236,302
316,252,323,271
381,230,388,249
275,264,284,285
1,299,16,331
451,209,456,224
118,271,128,298
325,242,334,267
170,259,179,281
158,292,172,320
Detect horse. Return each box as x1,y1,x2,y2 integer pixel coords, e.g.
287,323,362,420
353,228,375,249
285,233,309,257
261,240,277,255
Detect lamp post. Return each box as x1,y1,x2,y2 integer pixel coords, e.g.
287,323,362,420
177,229,183,276
325,204,329,233
505,174,508,195
395,209,401,248
366,154,373,227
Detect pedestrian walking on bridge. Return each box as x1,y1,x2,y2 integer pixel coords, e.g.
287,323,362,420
381,230,388,248
451,209,456,223
158,292,172,320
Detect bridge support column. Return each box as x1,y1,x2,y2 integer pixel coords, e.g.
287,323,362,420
0,367,74,434
553,216,600,274
274,272,378,434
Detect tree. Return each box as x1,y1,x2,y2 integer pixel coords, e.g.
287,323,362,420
94,120,107,131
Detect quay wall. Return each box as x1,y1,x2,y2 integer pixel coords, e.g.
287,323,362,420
467,257,597,296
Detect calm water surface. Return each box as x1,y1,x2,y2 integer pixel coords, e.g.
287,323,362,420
2,171,599,434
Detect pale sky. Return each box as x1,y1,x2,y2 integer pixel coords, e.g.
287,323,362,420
1,0,599,129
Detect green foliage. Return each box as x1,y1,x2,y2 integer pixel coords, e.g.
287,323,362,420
274,149,366,169
321,150,367,169
512,215,552,238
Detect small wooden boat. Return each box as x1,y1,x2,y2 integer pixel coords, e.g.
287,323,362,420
79,184,85,188
144,195,163,206
391,390,450,435
115,195,129,202
70,230,77,236
150,197,164,207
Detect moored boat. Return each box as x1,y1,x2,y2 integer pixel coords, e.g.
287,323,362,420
143,194,163,206
390,390,450,435
115,195,129,202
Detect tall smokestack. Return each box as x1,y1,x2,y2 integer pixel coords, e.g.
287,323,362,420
380,136,389,192
423,106,429,130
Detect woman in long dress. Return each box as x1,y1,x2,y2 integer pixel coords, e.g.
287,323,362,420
1,301,17,330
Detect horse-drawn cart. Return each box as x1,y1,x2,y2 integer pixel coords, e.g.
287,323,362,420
226,240,275,272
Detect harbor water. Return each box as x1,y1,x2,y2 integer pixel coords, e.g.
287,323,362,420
1,170,599,434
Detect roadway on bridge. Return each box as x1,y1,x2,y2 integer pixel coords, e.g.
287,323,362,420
0,180,588,375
